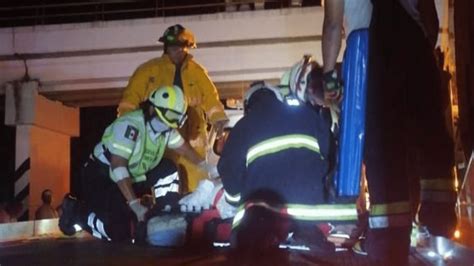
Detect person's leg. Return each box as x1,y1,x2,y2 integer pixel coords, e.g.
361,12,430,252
407,33,456,238
365,1,413,264
76,158,131,241
143,158,180,210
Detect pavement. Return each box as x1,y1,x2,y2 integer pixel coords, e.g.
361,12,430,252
0,236,431,266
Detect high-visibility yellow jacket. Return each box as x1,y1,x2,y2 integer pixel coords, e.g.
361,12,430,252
118,54,228,191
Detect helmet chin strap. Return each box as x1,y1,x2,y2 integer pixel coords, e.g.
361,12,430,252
149,117,170,133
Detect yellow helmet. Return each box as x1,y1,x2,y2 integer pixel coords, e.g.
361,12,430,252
148,86,188,128
158,24,197,49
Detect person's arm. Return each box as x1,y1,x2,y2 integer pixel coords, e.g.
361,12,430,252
118,63,150,116
110,154,148,222
173,140,206,165
322,0,344,73
168,129,205,164
195,64,229,136
105,120,148,221
110,155,137,202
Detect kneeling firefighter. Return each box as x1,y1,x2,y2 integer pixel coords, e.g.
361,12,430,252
59,85,216,242
179,56,357,257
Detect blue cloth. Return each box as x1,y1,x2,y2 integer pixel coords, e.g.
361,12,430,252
334,29,369,197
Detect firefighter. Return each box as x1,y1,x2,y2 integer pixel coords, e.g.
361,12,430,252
58,86,216,242
365,0,456,264
118,24,228,192
180,58,357,259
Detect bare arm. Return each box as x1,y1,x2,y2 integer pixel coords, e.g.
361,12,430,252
110,154,138,203
173,141,206,165
322,0,345,73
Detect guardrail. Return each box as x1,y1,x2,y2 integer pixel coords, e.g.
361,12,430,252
0,0,319,28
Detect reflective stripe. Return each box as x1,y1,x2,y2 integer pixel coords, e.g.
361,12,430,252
420,179,454,191
87,213,96,228
91,229,102,239
87,212,111,240
165,86,176,110
224,190,241,203
286,204,357,221
154,172,179,187
154,183,179,198
370,201,411,216
246,134,321,166
369,213,412,229
421,190,457,203
111,143,132,154
168,133,184,147
232,202,357,228
232,208,246,228
95,218,111,240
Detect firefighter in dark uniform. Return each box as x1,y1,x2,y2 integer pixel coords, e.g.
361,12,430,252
217,58,357,258
365,0,456,264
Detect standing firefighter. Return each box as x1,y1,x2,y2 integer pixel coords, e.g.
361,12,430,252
365,0,456,264
59,86,216,242
118,24,228,192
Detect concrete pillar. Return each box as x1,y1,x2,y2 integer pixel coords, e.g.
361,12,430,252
5,81,79,220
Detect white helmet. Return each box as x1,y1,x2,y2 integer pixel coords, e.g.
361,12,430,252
283,55,322,103
148,85,188,128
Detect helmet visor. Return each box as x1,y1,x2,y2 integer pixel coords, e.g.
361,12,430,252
155,107,187,129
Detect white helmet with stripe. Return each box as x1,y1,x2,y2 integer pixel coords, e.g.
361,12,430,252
148,85,188,128
282,55,323,103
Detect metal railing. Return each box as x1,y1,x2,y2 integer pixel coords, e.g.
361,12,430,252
0,0,320,28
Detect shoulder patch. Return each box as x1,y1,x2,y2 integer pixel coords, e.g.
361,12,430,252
124,125,139,141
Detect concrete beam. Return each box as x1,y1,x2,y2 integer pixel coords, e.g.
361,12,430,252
0,7,333,106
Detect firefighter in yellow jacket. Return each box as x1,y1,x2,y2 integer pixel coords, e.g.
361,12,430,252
118,24,228,191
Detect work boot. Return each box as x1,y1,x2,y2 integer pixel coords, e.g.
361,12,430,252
58,194,79,236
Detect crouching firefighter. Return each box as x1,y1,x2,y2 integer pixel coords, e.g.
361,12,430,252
59,85,216,242
179,58,358,258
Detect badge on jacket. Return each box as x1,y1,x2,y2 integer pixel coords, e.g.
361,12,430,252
125,125,139,141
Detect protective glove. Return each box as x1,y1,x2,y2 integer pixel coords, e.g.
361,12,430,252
179,179,214,212
128,198,148,222
198,161,220,179
212,184,237,219
323,69,343,101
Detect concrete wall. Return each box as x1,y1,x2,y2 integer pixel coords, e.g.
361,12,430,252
29,127,71,218
0,7,333,95
5,81,79,220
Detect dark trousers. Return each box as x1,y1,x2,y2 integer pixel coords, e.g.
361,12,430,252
77,157,178,241
366,0,454,264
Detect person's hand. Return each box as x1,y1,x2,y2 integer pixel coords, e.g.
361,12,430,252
179,179,214,212
214,120,229,139
323,69,343,102
128,199,148,222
